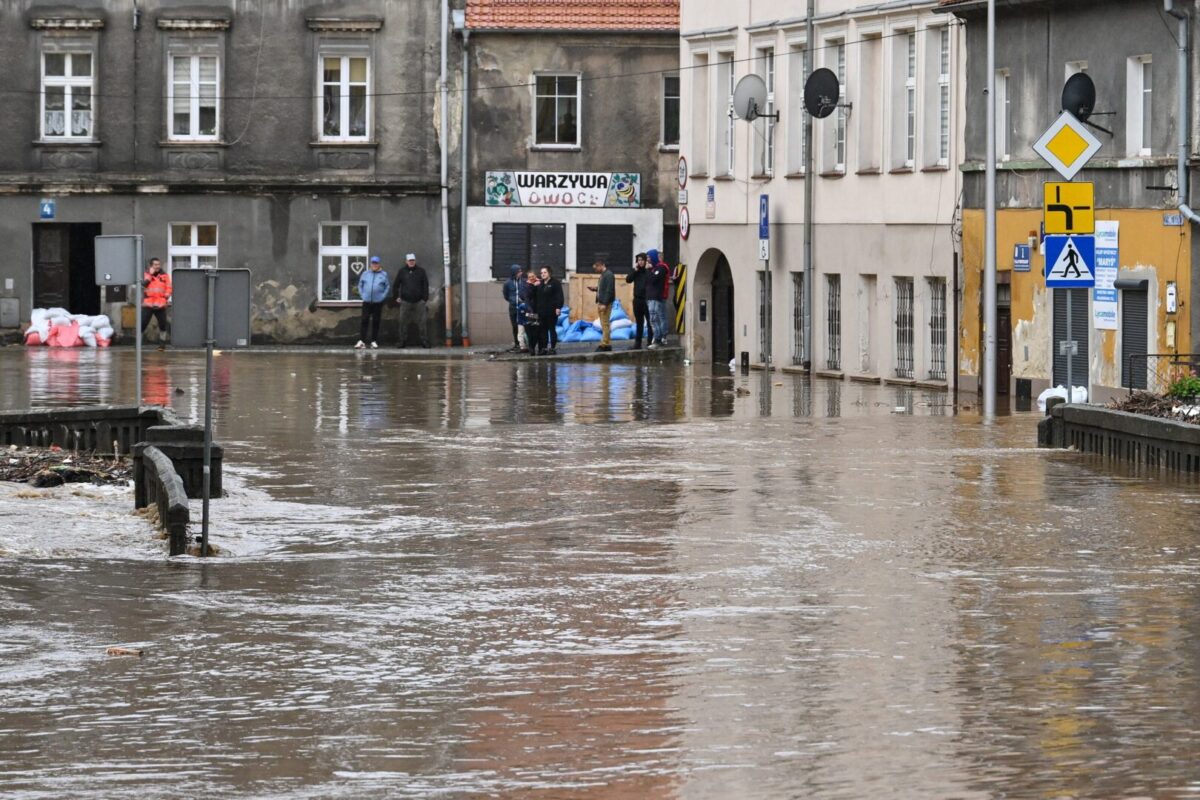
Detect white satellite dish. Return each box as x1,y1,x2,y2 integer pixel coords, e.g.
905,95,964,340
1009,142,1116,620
732,74,774,122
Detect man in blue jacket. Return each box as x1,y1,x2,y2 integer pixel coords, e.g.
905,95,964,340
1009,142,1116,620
502,264,525,352
356,256,391,349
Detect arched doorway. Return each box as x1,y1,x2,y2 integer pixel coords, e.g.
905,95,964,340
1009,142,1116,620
711,255,734,365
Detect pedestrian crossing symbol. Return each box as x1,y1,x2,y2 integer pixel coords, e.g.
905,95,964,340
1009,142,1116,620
1044,234,1096,288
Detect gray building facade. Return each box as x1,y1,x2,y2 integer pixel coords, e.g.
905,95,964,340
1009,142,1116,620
0,1,452,343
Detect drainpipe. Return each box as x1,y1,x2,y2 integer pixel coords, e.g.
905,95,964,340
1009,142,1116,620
440,0,453,346
458,24,471,346
1165,0,1196,221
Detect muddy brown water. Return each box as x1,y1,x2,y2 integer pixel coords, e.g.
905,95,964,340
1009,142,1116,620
2,348,1200,799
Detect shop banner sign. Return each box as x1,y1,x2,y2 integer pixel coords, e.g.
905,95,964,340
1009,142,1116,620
485,171,641,208
1093,220,1118,330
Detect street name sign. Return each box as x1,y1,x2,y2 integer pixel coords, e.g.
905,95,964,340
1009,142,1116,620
1033,112,1101,181
1043,181,1094,235
1044,235,1096,288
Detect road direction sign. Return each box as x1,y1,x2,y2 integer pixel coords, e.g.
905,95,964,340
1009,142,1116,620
1043,182,1094,235
1045,235,1096,288
1033,112,1101,181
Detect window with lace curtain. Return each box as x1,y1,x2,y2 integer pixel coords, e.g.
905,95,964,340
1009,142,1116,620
40,52,93,140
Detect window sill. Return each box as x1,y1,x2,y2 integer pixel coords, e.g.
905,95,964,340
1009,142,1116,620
849,373,881,384
310,140,378,148
712,174,736,182
33,139,101,147
855,167,882,176
888,166,914,175
815,369,844,379
160,140,228,147
689,172,709,180
659,144,680,153
818,170,845,179
531,144,582,152
750,172,775,180
921,164,950,173
316,300,365,308
784,171,806,179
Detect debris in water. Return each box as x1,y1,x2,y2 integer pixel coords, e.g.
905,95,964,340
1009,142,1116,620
1,446,132,486
105,646,144,657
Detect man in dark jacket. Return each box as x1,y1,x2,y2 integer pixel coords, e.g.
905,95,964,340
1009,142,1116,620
393,253,430,347
588,260,616,351
532,266,564,355
645,248,670,348
501,264,524,352
625,252,653,349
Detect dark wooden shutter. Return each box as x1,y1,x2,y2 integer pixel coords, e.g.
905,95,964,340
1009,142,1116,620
1052,288,1089,388
491,224,529,280
530,224,566,278
575,224,634,274
1120,288,1149,390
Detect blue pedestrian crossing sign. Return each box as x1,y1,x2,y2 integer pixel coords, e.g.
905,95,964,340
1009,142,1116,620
1044,234,1095,288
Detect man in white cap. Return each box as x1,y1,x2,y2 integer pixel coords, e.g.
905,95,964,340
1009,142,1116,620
392,252,430,347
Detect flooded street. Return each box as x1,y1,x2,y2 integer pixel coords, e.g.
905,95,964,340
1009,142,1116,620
3,348,1200,798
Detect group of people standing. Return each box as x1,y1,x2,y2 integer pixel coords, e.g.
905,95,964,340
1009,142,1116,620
356,254,431,349
502,249,673,355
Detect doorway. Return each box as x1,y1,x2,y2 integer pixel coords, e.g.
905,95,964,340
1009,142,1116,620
33,223,102,314
711,254,734,364
995,282,1012,395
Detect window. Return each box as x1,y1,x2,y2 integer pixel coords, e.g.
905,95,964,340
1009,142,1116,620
787,43,807,173
905,33,916,167
792,272,807,365
857,35,882,172
716,53,735,175
691,51,709,174
995,69,1010,162
927,277,947,381
922,27,951,167
859,274,876,373
894,277,914,379
40,52,93,140
937,28,950,165
535,74,579,147
1127,56,1152,156
826,274,841,370
834,41,847,171
169,55,219,140
168,224,218,272
758,270,771,363
319,223,369,302
1066,60,1087,81
320,55,369,140
490,223,566,280
753,47,776,176
662,74,680,148
576,225,633,274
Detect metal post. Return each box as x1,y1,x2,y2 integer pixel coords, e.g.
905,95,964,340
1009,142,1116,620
1066,289,1073,403
803,0,815,370
200,269,216,557
134,235,143,408
439,0,453,346
459,28,472,346
982,0,998,417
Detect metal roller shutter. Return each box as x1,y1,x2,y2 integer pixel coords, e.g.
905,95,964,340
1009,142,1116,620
1120,289,1149,390
491,224,528,280
1052,288,1089,388
575,225,633,274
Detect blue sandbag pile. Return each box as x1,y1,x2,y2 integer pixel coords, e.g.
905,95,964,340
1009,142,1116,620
559,299,636,343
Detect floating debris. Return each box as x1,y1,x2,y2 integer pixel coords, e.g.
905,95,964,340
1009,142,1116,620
2,446,132,486
1108,391,1200,425
105,646,143,657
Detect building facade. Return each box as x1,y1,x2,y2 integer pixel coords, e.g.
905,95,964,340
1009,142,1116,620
944,0,1193,401
0,1,449,343
460,0,680,345
680,0,963,386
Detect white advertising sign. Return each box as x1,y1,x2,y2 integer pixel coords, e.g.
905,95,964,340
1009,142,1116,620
1093,221,1118,330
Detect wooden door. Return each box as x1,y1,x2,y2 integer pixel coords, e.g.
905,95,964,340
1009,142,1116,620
996,307,1012,395
33,224,70,310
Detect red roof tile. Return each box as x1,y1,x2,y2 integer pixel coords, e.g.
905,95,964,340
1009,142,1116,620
467,0,679,32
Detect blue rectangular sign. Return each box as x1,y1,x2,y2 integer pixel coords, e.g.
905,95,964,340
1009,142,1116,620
1013,244,1031,272
39,199,55,219
759,195,769,240
1044,234,1096,288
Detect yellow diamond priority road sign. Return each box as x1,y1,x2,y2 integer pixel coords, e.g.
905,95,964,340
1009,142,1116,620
1033,112,1101,181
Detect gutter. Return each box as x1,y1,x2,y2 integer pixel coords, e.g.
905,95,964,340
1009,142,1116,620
440,0,454,345
1165,0,1199,224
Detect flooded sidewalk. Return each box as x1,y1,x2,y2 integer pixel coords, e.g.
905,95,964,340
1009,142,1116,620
1,348,1200,798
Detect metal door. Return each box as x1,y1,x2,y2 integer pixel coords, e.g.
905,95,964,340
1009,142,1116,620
1052,288,1089,388
1120,288,1148,390
712,256,734,364
33,224,70,310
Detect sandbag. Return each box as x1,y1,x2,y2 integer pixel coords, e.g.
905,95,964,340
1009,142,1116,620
611,326,634,340
96,337,111,348
580,327,602,342
562,328,583,343
24,331,43,346
30,309,48,324
609,299,629,322
97,326,114,340
80,330,97,348
611,318,633,330
49,322,81,348
49,315,71,328
90,315,111,329
46,307,68,319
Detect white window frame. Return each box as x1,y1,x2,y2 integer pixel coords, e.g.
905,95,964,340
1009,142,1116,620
937,27,951,166
318,222,370,304
533,72,581,149
318,53,371,142
1065,60,1088,81
1126,55,1152,156
168,224,219,272
833,40,847,172
787,40,807,174
40,51,94,141
754,46,776,176
716,52,735,176
661,72,680,149
690,50,709,174
904,32,917,168
168,54,220,142
995,68,1010,162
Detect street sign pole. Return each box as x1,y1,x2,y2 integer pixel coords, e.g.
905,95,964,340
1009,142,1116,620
201,269,216,557
803,0,815,371
983,0,997,417
1066,290,1073,400
135,236,143,409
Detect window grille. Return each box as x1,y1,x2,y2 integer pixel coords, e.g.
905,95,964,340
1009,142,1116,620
792,272,807,365
928,278,947,381
895,277,914,379
826,274,841,370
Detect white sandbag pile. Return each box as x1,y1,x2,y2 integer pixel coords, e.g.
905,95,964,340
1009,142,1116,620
25,308,114,348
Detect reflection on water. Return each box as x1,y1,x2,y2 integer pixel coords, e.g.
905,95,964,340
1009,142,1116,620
2,350,1200,799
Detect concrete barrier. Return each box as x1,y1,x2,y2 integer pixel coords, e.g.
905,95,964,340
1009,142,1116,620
134,445,190,556
1038,403,1200,473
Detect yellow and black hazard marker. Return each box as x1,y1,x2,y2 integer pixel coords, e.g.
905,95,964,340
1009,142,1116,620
673,264,687,335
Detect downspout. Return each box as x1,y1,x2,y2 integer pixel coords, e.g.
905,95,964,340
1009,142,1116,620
440,0,453,346
459,25,471,345
1165,0,1196,221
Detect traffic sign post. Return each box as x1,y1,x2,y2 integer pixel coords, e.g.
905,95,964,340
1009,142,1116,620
1033,112,1102,181
759,195,771,366
1043,182,1094,235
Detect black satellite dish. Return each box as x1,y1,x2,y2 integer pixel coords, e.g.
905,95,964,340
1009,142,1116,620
804,68,840,119
1062,73,1096,122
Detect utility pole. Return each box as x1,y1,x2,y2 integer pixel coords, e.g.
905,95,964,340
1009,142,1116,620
982,0,998,417
803,0,815,370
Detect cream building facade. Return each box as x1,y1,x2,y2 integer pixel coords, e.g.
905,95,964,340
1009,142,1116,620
680,0,963,388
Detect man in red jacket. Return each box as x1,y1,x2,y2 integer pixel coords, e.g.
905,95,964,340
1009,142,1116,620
141,258,172,346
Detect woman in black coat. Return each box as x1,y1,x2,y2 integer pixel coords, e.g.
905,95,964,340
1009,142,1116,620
532,266,564,355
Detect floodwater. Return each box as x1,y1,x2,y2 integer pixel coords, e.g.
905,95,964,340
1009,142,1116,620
2,348,1200,799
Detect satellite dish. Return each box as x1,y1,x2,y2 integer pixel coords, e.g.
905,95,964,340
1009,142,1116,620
1062,73,1096,122
732,74,770,122
804,68,840,119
